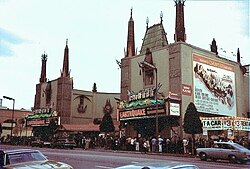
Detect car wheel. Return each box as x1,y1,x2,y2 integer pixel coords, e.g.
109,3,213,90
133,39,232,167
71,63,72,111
199,152,207,161
240,160,247,164
229,155,237,163
211,158,217,162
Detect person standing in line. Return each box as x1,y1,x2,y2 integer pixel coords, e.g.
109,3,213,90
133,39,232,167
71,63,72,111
183,137,188,154
151,137,157,152
158,136,163,153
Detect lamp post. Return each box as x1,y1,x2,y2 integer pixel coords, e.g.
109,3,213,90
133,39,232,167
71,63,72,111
3,96,15,137
139,61,158,138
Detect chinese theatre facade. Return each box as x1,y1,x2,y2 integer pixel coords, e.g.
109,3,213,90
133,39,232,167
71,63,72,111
118,1,249,140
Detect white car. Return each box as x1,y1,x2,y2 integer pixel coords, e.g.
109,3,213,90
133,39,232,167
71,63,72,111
114,162,199,169
196,141,250,163
0,149,73,169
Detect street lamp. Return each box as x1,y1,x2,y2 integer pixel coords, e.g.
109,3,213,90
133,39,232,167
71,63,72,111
139,61,159,139
3,96,15,137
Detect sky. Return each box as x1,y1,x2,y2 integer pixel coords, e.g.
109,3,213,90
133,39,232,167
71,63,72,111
0,0,249,110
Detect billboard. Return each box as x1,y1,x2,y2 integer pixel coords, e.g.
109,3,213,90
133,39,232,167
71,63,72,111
193,53,236,116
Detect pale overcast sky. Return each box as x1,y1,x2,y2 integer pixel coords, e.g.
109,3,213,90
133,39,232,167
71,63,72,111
0,0,249,110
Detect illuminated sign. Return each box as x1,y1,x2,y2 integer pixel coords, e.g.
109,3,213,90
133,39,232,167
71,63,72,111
169,103,180,116
128,87,155,102
193,53,236,116
27,119,46,126
33,108,51,114
26,117,59,127
201,118,250,131
182,84,192,96
119,109,146,120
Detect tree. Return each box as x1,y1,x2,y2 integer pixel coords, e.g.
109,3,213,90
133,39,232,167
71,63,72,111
183,102,203,155
99,113,115,133
48,119,58,138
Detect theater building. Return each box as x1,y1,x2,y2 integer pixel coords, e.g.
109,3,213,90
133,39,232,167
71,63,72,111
118,0,249,140
31,40,119,137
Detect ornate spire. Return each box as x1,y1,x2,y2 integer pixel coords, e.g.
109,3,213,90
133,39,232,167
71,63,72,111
160,11,163,24
92,82,97,92
210,38,218,55
61,39,70,77
174,0,186,42
126,7,135,57
146,17,149,30
39,52,47,83
237,48,240,63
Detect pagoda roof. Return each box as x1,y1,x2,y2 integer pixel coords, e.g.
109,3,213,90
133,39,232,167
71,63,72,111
140,23,168,54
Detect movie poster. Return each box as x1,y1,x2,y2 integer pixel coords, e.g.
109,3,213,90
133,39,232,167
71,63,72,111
193,53,236,116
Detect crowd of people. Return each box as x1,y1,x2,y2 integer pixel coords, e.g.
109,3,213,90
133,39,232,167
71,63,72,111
74,134,250,154
1,134,249,155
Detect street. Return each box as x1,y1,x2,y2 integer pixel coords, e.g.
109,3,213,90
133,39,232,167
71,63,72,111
0,145,249,169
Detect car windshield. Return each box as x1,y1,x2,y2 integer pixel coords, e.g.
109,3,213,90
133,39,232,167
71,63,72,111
233,143,249,151
8,151,47,164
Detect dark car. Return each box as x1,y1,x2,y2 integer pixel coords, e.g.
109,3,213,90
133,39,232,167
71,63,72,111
114,162,199,169
51,138,76,149
0,149,73,169
31,140,51,148
196,141,250,163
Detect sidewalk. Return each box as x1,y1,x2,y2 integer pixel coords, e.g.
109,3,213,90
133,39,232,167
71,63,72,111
89,147,196,158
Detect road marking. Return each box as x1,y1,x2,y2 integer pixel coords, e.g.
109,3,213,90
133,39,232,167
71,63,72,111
95,165,113,169
131,161,139,164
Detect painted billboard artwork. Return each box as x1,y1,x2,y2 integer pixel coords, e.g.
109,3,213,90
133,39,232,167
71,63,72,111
193,53,236,116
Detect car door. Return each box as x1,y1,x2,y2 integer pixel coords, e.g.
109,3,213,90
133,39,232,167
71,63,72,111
208,143,221,159
220,143,233,160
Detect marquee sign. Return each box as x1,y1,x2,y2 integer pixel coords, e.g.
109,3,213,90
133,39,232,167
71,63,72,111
128,87,155,102
26,117,59,127
201,117,250,131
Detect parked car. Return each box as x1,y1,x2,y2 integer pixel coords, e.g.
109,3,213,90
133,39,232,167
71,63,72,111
0,149,73,169
196,141,250,163
51,138,76,149
31,140,51,148
114,162,199,169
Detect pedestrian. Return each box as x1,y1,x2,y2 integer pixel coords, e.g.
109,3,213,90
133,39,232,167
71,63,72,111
183,138,188,154
151,137,157,152
158,136,163,153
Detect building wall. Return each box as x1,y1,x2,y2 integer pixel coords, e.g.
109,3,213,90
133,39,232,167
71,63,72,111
0,108,33,137
179,42,249,118
125,47,170,100
120,42,249,138
35,79,120,127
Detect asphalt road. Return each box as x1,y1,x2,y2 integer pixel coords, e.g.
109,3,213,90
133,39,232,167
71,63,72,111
1,145,249,169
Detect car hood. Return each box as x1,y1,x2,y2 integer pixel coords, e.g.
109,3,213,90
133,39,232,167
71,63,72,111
5,160,72,169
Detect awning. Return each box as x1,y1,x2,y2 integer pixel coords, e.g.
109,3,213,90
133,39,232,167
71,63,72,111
58,123,119,132
60,124,100,132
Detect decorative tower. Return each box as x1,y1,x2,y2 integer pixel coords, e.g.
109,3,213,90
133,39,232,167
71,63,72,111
174,0,186,42
121,9,136,101
57,39,73,124
40,53,47,83
34,53,48,109
210,38,218,55
61,39,70,77
237,48,241,63
126,7,135,57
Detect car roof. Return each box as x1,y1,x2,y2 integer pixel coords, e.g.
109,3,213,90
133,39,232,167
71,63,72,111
115,162,199,169
213,141,235,144
4,149,41,155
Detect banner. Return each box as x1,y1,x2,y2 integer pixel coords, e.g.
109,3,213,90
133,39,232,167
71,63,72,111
193,53,236,116
201,118,250,131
